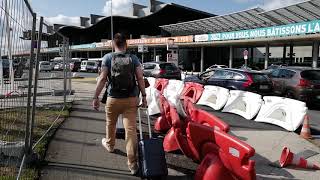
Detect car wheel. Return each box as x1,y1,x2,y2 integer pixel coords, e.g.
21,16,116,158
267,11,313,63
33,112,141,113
284,90,295,99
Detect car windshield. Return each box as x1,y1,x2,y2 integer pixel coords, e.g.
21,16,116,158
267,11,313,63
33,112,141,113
301,70,320,80
143,64,156,70
87,62,96,66
159,63,178,70
251,73,270,82
41,62,50,65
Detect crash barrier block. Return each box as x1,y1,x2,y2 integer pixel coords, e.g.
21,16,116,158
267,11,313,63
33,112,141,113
197,86,229,111
187,122,256,180
0,140,24,158
195,153,235,180
146,87,161,115
163,80,184,107
180,82,204,104
190,108,230,132
154,95,172,132
254,96,307,131
154,78,169,94
163,106,182,152
183,98,197,117
147,77,156,89
222,90,263,120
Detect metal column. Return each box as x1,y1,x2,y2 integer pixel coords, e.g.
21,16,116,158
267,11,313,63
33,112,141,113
283,45,287,64
289,44,294,66
154,48,156,61
200,47,204,72
265,44,270,70
229,46,233,68
312,41,319,68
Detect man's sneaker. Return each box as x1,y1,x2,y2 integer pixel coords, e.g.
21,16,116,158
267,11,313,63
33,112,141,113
128,163,139,175
101,138,114,153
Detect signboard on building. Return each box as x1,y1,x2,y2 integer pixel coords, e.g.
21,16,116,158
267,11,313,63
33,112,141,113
138,45,148,52
127,35,193,45
195,34,209,42
207,19,320,42
167,51,178,66
70,43,96,50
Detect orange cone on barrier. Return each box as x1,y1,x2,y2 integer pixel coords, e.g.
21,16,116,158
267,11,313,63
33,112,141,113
300,115,313,139
279,147,320,170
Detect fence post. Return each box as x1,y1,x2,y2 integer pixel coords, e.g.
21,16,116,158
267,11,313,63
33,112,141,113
63,38,68,106
29,16,44,153
24,12,37,159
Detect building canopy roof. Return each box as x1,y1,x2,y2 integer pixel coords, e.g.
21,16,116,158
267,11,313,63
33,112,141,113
160,0,320,36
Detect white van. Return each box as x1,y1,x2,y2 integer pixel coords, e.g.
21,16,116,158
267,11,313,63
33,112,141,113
80,61,98,72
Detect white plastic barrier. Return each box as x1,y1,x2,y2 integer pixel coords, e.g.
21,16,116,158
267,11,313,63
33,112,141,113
163,80,184,107
196,86,230,110
222,90,263,120
147,77,156,88
146,87,161,115
255,96,307,131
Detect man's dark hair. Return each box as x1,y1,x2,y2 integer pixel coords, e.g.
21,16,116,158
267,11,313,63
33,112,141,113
114,33,127,48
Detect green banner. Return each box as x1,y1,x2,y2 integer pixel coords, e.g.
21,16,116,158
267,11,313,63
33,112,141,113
209,19,320,41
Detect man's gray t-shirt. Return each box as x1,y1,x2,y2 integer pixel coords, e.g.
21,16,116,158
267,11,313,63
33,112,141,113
101,51,141,98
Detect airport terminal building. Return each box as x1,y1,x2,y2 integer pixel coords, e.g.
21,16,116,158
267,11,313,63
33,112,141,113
41,0,320,71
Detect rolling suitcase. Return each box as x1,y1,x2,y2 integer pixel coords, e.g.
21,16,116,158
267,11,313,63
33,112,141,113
138,108,168,179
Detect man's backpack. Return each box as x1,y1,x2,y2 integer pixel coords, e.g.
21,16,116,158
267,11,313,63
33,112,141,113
110,53,135,95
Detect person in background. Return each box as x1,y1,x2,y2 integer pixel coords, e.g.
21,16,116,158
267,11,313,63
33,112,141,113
92,33,147,175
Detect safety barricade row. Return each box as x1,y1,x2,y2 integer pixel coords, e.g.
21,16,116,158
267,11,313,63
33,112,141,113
147,77,307,132
147,78,256,180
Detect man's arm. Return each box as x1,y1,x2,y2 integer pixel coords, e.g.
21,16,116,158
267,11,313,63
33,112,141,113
94,66,108,99
135,65,146,97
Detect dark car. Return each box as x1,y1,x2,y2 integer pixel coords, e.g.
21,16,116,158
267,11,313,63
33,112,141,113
2,59,23,78
184,68,273,95
268,67,320,104
142,62,181,80
70,61,81,72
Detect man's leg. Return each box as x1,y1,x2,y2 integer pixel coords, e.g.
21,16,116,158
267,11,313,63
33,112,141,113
104,97,121,151
123,97,138,171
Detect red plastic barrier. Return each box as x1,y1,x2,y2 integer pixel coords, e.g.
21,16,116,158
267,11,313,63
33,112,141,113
180,82,204,103
154,95,172,132
163,106,181,152
183,98,197,117
154,78,169,94
195,153,235,180
170,104,200,161
190,109,230,133
187,122,256,180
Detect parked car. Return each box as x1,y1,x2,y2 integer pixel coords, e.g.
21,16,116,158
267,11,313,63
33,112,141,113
142,62,181,80
70,61,81,72
39,61,51,72
54,63,63,71
1,59,23,78
80,61,98,72
206,64,228,71
268,67,320,104
184,68,273,95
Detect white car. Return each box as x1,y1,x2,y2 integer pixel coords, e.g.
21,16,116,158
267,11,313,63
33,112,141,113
39,61,51,72
206,64,228,71
81,61,98,72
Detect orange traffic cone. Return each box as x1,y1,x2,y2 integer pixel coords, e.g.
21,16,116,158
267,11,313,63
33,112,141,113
279,147,320,170
300,115,312,139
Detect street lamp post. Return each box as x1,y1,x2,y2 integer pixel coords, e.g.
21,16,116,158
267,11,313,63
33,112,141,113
110,0,114,53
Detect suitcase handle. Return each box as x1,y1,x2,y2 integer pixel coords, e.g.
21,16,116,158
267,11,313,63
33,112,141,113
138,107,152,140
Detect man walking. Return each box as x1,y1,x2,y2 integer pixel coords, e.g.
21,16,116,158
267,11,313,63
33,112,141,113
92,33,147,175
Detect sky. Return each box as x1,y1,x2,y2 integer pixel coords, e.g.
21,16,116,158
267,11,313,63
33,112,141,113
30,0,307,26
